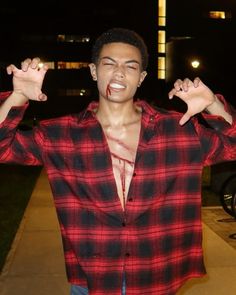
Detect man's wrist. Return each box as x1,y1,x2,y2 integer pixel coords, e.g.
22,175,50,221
205,95,232,124
205,95,221,114
9,91,29,106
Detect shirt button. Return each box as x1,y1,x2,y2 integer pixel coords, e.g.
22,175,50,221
92,253,100,258
125,253,130,257
128,198,133,202
122,222,126,227
133,172,137,177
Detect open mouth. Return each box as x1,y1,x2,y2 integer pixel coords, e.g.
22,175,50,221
109,82,126,90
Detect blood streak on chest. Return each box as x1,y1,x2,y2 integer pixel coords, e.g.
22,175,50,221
106,134,136,210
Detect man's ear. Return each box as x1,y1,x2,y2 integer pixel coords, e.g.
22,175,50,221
138,71,147,87
89,63,97,81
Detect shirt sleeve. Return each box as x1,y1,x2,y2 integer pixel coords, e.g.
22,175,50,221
0,91,12,100
0,92,42,165
194,95,236,166
201,94,236,136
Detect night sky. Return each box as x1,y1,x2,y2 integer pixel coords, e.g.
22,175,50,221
0,1,156,36
0,0,235,109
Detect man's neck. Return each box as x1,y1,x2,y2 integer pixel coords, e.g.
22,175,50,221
96,100,141,128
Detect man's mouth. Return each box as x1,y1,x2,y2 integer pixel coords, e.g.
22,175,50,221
109,82,126,90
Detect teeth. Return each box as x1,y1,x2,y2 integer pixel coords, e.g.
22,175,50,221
109,83,125,89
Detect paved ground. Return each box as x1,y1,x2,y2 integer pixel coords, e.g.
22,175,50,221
202,207,236,250
0,169,236,295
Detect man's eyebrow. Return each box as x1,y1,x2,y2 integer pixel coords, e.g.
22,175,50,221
100,56,140,65
100,56,115,62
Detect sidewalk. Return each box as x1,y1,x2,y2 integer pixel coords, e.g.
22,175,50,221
0,168,236,294
0,169,70,295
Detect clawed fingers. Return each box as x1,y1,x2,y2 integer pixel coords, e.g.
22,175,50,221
21,57,41,72
6,57,42,75
193,77,201,88
30,57,41,69
21,58,33,72
173,79,183,92
6,64,17,75
38,93,47,101
169,77,202,99
174,78,193,92
168,79,192,99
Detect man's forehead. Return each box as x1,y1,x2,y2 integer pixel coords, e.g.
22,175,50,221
99,42,142,60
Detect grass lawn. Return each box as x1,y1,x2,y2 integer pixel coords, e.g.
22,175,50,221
0,164,42,272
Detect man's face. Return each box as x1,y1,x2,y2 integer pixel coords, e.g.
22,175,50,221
89,42,147,103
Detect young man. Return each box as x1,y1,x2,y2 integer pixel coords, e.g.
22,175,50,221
0,28,235,294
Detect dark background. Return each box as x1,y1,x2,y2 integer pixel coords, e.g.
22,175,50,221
0,0,235,118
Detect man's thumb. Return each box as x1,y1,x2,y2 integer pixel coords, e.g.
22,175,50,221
179,112,191,126
38,93,47,101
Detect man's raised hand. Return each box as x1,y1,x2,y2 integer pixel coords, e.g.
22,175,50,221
6,57,48,102
168,77,216,125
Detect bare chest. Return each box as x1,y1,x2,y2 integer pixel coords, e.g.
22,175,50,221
103,123,141,210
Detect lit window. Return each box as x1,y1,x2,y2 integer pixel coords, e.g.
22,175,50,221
158,70,165,80
158,0,166,26
57,62,89,69
158,30,166,53
209,11,226,19
46,62,55,69
158,43,165,53
57,35,90,43
58,88,91,97
35,61,89,70
57,35,65,42
158,17,166,26
158,57,165,79
159,0,166,17
158,30,165,44
34,61,55,70
158,0,166,80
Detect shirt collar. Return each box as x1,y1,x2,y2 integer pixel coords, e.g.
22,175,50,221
78,99,159,124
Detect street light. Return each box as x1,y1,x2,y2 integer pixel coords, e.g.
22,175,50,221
191,60,200,69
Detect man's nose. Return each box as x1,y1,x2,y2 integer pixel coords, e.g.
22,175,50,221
114,65,125,78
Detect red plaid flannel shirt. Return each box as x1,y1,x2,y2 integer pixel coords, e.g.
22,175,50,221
0,92,236,294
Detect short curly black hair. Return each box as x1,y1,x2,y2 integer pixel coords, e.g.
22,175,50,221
91,27,149,71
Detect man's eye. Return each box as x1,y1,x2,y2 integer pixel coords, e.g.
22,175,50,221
104,63,114,66
127,65,137,70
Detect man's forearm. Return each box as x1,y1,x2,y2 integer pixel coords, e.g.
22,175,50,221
206,95,232,124
0,92,28,124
